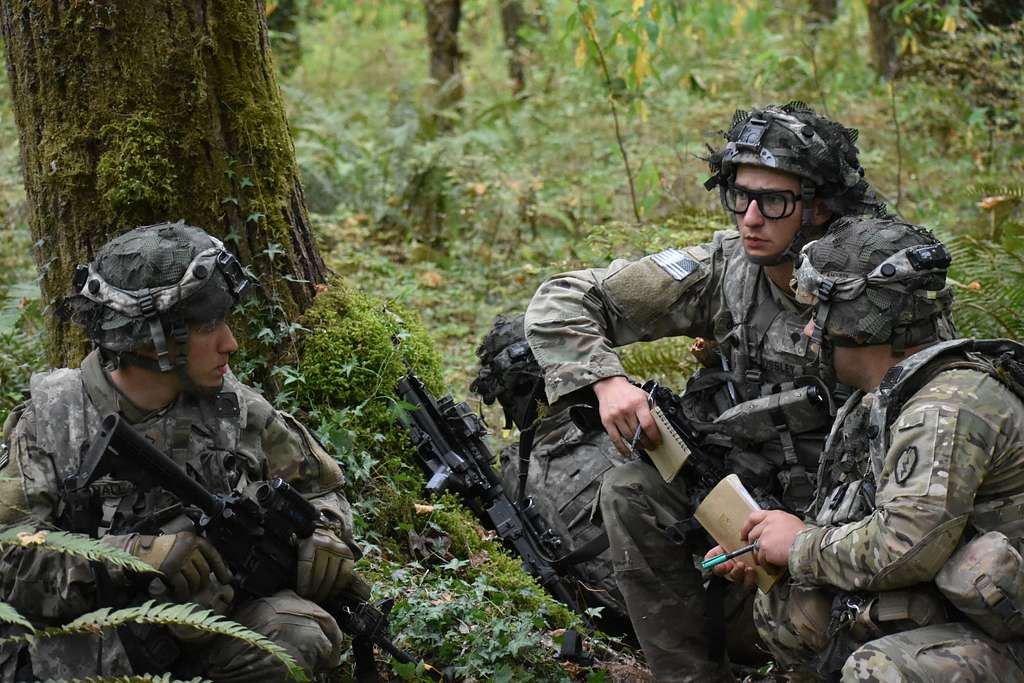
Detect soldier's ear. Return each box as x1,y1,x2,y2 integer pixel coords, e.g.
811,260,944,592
812,199,832,226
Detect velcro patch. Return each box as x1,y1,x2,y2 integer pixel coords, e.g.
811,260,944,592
650,249,699,281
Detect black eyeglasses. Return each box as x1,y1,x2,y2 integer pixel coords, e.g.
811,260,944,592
723,185,801,220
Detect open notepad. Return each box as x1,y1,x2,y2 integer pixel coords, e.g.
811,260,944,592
646,405,691,483
694,474,785,593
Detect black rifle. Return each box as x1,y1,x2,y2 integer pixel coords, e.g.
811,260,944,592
395,371,591,662
68,413,417,683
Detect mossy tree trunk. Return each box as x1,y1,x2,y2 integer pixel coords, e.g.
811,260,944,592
423,0,463,127
0,0,327,370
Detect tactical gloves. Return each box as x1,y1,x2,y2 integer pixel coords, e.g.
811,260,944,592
296,527,369,603
109,531,232,602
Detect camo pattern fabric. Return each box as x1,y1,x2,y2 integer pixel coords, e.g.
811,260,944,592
525,228,836,680
497,410,626,619
0,350,354,682
601,459,766,682
756,365,1024,680
525,229,818,406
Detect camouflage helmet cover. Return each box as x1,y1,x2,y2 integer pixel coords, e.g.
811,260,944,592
470,313,544,429
61,222,249,370
706,101,866,197
794,216,956,350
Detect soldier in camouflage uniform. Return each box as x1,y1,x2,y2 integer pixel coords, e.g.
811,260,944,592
712,218,1024,681
0,223,364,682
471,313,628,627
525,102,899,681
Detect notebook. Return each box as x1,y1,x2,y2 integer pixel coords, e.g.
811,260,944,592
694,474,785,593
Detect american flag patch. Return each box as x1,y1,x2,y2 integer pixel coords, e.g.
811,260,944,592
650,249,699,281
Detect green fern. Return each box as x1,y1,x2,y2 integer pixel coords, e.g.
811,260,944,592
620,336,701,389
0,600,32,631
940,231,1024,339
0,526,156,576
4,601,307,683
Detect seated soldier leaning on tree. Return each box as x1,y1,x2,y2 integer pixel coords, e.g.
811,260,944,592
0,223,365,682
524,102,920,681
708,217,1024,681
470,312,630,631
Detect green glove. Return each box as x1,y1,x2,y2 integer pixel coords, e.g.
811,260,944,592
296,528,368,602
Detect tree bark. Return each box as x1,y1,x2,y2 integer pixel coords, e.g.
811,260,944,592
423,0,463,124
866,0,900,78
499,0,527,94
0,0,327,369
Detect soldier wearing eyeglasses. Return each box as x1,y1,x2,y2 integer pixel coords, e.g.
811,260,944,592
524,103,916,681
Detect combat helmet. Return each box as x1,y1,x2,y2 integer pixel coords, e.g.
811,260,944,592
794,215,956,353
60,222,249,373
470,313,545,430
705,101,882,265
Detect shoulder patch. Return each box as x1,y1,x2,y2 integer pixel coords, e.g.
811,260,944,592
650,249,700,281
894,446,918,484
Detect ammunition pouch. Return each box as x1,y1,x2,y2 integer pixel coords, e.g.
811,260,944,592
936,531,1024,641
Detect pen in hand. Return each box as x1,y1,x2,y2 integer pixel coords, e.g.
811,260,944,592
701,542,759,570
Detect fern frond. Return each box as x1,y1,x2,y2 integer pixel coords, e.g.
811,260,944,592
620,337,700,389
963,183,1024,200
0,600,33,632
0,526,156,576
23,601,307,683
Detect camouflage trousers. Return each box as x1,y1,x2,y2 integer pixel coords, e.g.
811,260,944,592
600,460,767,682
755,581,1024,682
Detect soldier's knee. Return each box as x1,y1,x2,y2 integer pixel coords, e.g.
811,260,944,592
599,461,662,513
841,642,908,683
215,589,344,680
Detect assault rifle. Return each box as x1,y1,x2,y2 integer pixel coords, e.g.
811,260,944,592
395,371,591,662
68,413,418,683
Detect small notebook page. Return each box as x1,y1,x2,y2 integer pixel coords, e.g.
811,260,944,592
646,406,690,482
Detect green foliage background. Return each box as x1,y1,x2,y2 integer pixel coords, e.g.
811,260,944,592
0,0,1021,679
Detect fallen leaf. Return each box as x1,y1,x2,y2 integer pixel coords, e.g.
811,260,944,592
978,195,1010,210
419,271,444,288
17,530,48,546
414,503,435,515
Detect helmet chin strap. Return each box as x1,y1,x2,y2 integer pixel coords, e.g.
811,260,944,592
744,178,820,267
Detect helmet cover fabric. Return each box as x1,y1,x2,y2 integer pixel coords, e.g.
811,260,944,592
794,216,956,347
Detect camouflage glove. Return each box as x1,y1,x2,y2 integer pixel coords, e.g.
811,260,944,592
296,528,369,603
111,531,232,602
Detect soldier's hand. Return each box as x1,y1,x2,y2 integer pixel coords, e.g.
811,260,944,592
703,545,757,589
592,376,661,456
296,528,367,603
742,510,806,569
117,531,232,602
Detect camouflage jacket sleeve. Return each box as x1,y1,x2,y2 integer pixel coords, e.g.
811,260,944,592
254,398,356,549
525,232,729,402
0,403,136,623
789,369,1024,592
